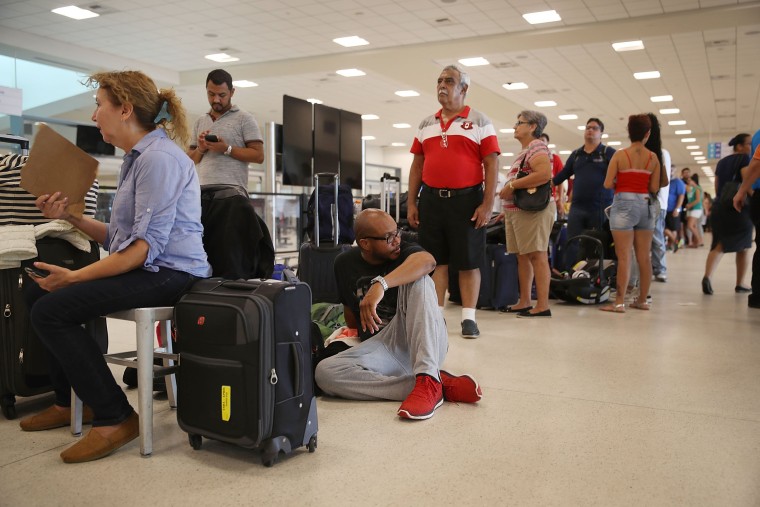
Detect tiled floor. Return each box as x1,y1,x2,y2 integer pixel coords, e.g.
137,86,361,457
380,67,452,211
1,238,759,506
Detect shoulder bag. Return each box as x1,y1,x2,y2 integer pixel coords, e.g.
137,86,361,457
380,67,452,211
718,155,745,210
513,154,551,212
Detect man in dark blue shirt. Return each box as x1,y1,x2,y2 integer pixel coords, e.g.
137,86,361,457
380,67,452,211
552,117,616,267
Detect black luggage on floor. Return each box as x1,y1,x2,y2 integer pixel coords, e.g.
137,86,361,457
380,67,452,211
550,234,615,305
448,244,518,310
0,237,107,419
174,277,318,467
299,173,352,304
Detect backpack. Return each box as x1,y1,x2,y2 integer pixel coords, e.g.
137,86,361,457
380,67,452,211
306,183,355,244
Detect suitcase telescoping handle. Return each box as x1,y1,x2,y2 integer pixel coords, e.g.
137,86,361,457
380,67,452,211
380,174,401,223
313,172,339,247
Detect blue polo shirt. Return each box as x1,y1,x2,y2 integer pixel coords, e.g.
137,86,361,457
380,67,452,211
667,178,686,212
552,143,616,211
105,129,211,278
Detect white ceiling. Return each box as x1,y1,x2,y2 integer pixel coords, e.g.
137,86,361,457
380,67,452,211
1,0,759,173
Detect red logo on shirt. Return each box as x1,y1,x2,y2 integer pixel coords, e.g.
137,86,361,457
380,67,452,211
197,316,205,326
461,121,473,130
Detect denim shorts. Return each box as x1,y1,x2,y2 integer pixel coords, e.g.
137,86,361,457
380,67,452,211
609,192,657,231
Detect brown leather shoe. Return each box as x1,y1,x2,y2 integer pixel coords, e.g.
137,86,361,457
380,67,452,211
60,412,139,463
19,405,94,432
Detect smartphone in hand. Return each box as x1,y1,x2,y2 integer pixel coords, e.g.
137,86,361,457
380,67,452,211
24,266,49,278
204,134,219,143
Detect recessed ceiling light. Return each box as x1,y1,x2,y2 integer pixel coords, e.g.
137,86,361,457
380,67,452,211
634,71,661,80
534,100,557,107
500,128,515,134
686,145,700,150
602,134,609,139
659,108,680,114
547,143,556,148
503,152,514,157
701,166,712,171
681,138,696,142
522,10,561,24
232,80,258,88
650,95,673,102
558,114,578,120
559,150,572,155
336,68,366,77
503,82,528,90
675,130,692,135
612,40,644,52
52,6,99,20
502,165,511,170
608,141,622,146
395,90,419,97
577,126,586,130
361,135,375,140
333,36,369,47
361,114,379,120
205,53,240,63
306,98,323,104
391,142,406,147
668,120,687,126
458,57,489,67
393,123,411,129
691,151,703,156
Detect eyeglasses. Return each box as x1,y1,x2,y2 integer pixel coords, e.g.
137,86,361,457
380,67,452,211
585,125,601,131
363,229,402,245
514,121,530,127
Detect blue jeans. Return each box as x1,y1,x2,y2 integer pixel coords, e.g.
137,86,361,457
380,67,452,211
651,208,667,276
27,268,197,426
564,205,606,270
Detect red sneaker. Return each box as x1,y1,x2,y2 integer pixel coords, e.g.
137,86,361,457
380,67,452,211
397,374,443,420
440,370,482,403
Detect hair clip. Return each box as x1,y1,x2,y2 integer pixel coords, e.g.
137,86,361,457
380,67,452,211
153,100,172,124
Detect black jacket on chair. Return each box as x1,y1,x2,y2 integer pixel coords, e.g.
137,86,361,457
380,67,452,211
200,185,274,280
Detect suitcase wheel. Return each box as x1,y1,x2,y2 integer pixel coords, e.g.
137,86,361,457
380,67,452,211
1,395,17,420
188,434,202,450
261,452,278,468
307,434,318,453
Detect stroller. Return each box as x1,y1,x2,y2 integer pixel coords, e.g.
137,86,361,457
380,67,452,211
550,234,616,305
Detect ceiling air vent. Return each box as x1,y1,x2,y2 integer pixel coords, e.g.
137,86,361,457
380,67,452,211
493,62,519,69
535,89,558,95
711,75,732,80
714,98,735,103
85,4,119,14
430,17,458,27
705,39,734,48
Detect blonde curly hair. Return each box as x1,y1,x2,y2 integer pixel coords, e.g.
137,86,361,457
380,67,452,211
86,70,190,147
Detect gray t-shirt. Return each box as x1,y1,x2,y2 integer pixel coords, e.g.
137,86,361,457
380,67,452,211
191,106,263,188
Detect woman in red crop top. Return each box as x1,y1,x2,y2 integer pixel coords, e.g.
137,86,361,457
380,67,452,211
600,114,662,313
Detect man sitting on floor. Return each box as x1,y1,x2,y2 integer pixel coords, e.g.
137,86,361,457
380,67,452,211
315,209,482,420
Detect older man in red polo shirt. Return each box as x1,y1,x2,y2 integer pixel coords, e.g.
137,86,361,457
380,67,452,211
407,65,500,339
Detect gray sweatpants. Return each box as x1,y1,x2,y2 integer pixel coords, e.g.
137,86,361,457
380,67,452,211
314,276,447,401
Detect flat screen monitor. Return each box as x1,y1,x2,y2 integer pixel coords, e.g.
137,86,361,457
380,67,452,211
339,110,362,189
282,95,313,186
313,104,340,176
76,125,115,156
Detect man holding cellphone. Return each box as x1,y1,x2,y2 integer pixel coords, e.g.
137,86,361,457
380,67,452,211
187,69,272,280
188,69,264,190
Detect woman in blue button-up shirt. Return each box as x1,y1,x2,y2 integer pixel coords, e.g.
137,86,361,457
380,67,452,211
21,70,211,463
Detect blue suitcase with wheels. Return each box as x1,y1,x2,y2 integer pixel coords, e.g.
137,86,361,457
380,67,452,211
175,277,318,467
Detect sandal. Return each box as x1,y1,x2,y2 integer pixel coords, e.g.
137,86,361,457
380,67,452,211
600,303,625,313
629,299,650,311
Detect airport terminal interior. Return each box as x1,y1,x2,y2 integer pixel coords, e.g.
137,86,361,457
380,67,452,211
1,246,758,505
1,0,759,505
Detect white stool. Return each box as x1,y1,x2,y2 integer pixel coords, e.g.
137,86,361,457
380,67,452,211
71,306,178,457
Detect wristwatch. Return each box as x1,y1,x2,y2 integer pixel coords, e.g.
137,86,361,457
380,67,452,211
370,275,388,291
223,145,232,156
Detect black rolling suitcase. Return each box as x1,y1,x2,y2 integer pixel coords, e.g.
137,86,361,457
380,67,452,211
448,244,519,310
298,173,352,304
0,237,107,419
175,277,318,467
